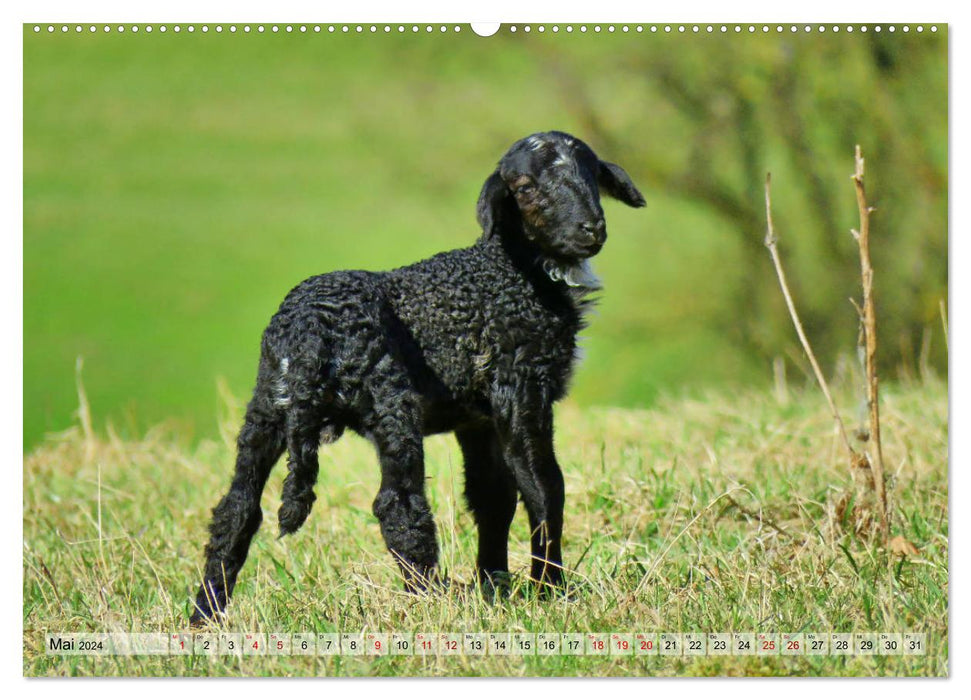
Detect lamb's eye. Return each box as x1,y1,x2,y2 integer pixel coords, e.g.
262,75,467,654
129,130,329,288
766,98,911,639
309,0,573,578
516,184,536,196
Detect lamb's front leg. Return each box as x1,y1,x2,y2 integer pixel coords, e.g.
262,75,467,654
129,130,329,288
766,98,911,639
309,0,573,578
494,397,566,590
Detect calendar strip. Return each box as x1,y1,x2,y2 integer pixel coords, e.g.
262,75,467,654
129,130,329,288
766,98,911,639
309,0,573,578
43,632,927,657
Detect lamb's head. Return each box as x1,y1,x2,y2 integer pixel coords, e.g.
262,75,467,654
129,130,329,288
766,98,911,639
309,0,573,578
476,131,645,267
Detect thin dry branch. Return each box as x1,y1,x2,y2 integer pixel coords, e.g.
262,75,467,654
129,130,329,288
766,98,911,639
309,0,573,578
851,146,890,538
763,174,857,459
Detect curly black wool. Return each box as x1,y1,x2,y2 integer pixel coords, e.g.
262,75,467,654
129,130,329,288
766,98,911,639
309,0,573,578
190,131,645,625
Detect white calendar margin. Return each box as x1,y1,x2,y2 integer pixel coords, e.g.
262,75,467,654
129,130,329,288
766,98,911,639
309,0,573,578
10,0,961,697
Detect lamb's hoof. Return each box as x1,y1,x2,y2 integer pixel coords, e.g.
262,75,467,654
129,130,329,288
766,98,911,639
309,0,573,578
189,605,227,629
399,564,450,595
277,500,312,537
478,571,513,601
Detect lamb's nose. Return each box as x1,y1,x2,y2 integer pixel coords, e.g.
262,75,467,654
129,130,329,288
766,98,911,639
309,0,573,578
581,219,606,244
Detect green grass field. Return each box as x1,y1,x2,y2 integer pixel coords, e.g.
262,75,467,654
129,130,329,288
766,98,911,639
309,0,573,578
23,377,948,677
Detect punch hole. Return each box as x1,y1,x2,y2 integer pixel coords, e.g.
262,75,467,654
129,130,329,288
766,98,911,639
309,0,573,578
470,22,500,37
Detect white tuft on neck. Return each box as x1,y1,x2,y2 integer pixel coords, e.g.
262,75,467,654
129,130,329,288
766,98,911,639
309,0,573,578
542,258,603,290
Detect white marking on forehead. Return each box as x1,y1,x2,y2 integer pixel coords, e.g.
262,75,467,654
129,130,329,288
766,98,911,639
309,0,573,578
526,135,548,151
552,149,572,167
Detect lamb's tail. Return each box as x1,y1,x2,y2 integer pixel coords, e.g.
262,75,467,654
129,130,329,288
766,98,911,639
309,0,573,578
274,352,345,537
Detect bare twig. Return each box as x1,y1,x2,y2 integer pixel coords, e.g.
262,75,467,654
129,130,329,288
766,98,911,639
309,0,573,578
763,174,857,458
851,146,889,539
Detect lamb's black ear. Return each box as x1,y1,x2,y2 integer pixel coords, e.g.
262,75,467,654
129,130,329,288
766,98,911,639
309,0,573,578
598,160,646,208
476,169,509,238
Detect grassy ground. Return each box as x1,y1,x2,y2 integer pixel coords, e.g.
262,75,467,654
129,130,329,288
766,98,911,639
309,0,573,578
23,377,947,677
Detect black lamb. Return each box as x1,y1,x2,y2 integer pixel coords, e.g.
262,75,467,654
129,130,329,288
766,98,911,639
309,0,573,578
190,130,645,625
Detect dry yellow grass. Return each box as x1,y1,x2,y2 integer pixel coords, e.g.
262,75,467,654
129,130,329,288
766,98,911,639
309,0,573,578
23,378,948,676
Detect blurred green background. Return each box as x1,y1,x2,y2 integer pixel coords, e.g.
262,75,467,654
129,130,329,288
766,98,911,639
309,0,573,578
23,25,947,450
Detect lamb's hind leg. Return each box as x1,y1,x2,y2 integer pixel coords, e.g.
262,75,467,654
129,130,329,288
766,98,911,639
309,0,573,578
192,383,285,626
367,393,438,592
